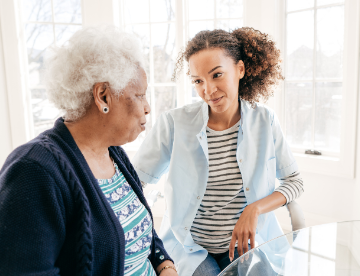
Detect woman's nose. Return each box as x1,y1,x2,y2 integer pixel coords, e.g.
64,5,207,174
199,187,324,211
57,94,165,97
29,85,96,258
144,98,151,115
204,82,217,95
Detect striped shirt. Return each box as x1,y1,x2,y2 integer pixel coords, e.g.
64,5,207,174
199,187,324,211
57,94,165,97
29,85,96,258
98,162,156,276
190,120,304,254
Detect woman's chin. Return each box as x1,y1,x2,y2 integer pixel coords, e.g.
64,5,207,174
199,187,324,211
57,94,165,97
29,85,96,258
209,104,228,114
126,130,143,144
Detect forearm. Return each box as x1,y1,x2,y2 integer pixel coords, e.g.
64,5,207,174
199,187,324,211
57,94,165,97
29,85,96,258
248,191,287,216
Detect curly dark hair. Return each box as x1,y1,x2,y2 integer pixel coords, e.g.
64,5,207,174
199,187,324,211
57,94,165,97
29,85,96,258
173,27,284,106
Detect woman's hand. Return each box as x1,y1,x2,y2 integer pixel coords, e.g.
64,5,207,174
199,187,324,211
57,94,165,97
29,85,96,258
156,260,178,276
159,268,178,276
228,191,287,262
228,204,260,262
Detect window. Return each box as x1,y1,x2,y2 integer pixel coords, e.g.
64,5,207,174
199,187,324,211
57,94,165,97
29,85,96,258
281,0,359,177
121,0,244,150
21,0,82,136
284,0,344,155
120,0,177,150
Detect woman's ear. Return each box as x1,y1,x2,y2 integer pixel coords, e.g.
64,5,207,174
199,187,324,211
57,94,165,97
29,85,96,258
237,60,245,79
93,82,112,114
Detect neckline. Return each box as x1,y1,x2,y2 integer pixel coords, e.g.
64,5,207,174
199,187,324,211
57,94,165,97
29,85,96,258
97,158,120,183
206,119,241,134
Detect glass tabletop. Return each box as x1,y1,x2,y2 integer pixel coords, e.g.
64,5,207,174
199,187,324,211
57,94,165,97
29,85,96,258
219,221,360,276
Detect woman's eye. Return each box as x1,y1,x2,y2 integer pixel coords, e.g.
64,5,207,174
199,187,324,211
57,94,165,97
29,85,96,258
214,73,222,78
193,80,201,84
138,95,145,99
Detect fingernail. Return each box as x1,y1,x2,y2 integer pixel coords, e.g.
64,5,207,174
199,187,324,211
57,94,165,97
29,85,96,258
230,257,233,262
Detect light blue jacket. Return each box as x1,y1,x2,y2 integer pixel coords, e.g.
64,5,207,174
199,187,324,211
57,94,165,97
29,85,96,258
133,99,298,275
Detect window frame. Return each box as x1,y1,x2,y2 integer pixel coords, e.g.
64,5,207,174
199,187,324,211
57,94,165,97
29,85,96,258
120,0,244,151
275,0,360,178
23,0,83,138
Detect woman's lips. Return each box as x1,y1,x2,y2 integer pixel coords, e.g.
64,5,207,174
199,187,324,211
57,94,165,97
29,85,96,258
209,96,223,104
140,123,146,130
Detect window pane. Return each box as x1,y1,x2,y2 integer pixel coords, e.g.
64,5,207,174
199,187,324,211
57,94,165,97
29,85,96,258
191,85,202,103
314,82,341,152
53,0,82,24
189,0,214,20
155,86,176,119
189,21,214,39
316,6,344,79
216,0,243,19
125,24,151,81
285,82,313,148
152,23,176,83
150,0,175,22
31,89,60,136
124,0,149,24
286,11,314,80
192,86,197,97
218,19,242,32
286,0,314,12
317,0,344,6
22,0,52,22
55,25,82,46
25,24,54,87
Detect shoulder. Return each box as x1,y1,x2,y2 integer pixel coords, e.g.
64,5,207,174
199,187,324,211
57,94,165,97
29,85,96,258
166,101,203,120
241,100,275,124
1,136,56,173
0,135,69,211
160,101,204,134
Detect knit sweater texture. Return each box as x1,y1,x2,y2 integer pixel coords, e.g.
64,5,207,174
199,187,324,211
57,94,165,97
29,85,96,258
0,118,172,276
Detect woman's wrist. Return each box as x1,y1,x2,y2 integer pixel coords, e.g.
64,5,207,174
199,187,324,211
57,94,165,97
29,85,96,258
247,202,261,216
156,260,176,275
158,265,177,275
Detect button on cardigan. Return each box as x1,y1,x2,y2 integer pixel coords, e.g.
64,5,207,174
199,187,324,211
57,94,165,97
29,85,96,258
0,118,172,276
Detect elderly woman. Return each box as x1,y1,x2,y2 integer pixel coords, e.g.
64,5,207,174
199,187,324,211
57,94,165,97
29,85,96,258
0,26,177,276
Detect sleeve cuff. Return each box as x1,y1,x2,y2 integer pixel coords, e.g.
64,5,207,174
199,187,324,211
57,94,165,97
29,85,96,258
274,188,291,205
276,160,298,179
150,247,174,271
134,166,160,184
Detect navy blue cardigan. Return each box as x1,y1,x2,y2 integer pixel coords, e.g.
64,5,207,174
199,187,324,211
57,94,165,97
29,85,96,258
0,118,172,276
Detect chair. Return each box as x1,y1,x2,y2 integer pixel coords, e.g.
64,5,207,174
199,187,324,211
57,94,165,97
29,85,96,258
286,200,306,232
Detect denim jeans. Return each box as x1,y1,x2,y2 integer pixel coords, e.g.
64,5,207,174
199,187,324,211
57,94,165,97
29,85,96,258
192,246,277,276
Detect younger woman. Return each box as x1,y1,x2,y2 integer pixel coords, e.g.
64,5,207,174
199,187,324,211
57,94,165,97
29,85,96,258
133,28,304,276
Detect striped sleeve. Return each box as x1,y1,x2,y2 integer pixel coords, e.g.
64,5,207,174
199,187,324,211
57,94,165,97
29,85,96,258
274,171,304,204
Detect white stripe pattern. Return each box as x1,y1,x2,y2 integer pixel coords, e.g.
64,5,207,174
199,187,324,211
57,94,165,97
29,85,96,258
191,120,304,254
275,171,304,203
191,121,246,254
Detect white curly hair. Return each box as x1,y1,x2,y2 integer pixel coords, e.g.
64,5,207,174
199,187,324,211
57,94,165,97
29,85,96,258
44,25,145,121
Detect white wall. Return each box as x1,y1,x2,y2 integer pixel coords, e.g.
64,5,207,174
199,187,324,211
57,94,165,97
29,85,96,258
0,13,13,166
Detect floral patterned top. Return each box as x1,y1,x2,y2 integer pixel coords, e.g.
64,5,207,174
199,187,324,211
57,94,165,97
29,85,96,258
97,161,156,276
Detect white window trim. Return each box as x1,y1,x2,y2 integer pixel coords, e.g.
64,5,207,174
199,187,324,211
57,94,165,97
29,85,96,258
0,0,34,149
274,0,360,178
